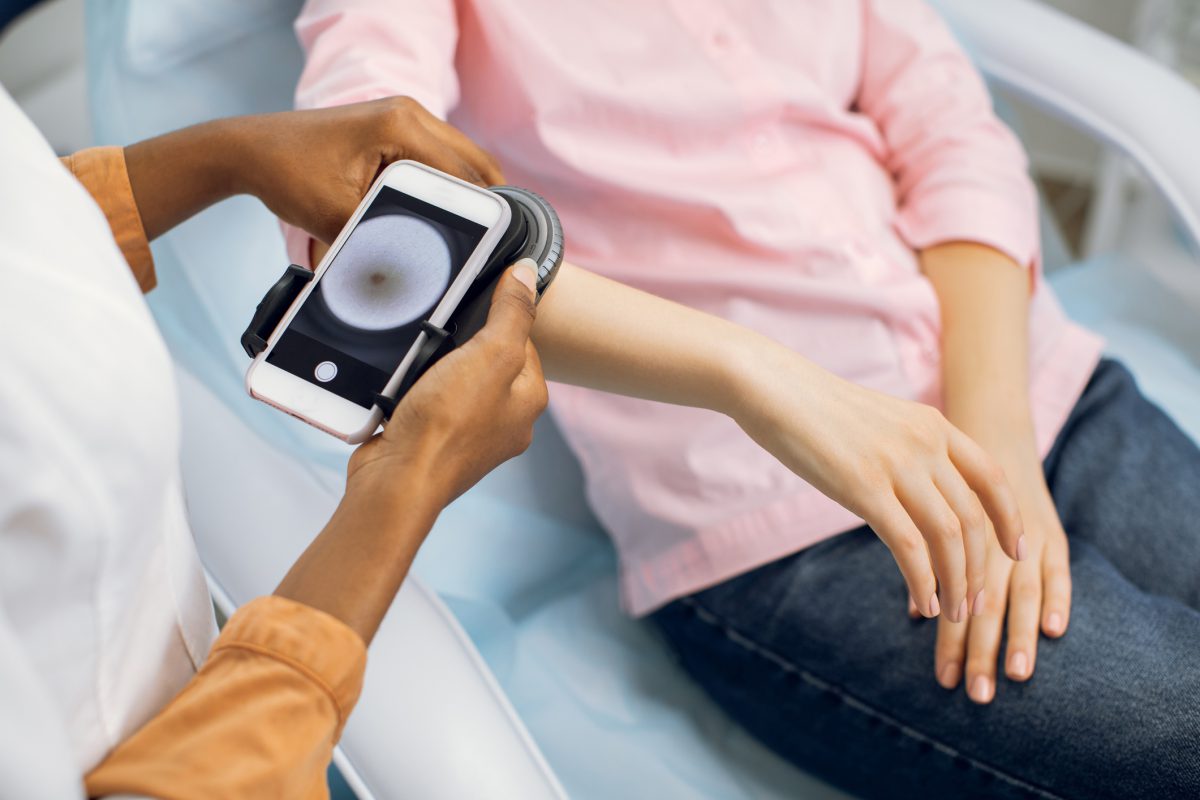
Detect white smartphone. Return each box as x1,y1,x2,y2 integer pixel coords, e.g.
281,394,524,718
246,160,512,443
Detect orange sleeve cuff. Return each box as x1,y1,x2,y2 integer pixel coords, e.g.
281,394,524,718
61,146,157,293
214,595,368,736
85,596,367,800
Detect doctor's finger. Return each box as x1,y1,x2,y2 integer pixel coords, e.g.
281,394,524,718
424,114,505,186
479,261,540,374
398,123,486,186
518,337,546,386
511,340,549,421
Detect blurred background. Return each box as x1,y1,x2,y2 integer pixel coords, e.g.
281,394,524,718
4,0,1199,268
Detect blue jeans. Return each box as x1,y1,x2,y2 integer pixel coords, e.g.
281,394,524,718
652,361,1200,799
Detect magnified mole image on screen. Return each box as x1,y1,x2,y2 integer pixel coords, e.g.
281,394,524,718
267,185,487,408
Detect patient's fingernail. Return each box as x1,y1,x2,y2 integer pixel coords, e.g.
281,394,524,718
1045,612,1065,636
971,589,985,617
955,597,968,623
928,592,941,618
938,662,960,689
1009,651,1029,679
969,675,994,703
1016,535,1028,561
512,258,538,295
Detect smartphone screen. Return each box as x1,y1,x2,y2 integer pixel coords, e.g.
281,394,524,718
267,186,487,408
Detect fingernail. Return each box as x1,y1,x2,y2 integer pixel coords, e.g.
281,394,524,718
969,675,993,703
955,597,967,623
1009,651,1029,679
928,592,941,618
512,258,538,295
1016,535,1028,561
971,589,985,617
938,662,960,689
1045,612,1064,636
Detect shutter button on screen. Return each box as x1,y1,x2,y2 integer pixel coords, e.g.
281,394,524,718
314,361,338,383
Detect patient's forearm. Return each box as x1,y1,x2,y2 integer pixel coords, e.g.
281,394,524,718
532,262,806,417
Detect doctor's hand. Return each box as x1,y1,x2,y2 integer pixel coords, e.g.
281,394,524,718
347,261,548,508
234,97,505,246
123,96,504,245
276,264,543,645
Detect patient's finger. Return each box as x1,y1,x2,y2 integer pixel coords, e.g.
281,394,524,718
934,465,988,616
895,478,967,623
947,427,1025,562
1042,531,1071,638
964,557,1011,705
935,610,968,690
867,498,940,619
1005,557,1041,682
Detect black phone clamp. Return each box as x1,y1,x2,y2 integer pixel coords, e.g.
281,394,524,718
241,186,563,420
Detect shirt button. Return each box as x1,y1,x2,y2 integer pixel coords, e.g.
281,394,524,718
711,30,731,49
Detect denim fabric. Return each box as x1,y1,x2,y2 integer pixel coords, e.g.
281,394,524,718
652,360,1200,799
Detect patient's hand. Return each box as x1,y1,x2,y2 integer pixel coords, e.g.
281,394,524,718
233,96,504,247
918,421,1071,704
732,353,1026,621
348,262,547,507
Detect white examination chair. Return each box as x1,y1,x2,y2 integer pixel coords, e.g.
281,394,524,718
84,1,1200,797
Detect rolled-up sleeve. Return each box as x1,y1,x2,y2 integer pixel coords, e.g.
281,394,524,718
857,0,1040,269
84,596,367,800
61,147,157,292
285,0,461,266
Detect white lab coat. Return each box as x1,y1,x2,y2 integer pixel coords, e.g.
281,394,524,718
0,86,216,791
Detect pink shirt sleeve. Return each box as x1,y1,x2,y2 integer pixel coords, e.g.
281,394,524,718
857,0,1040,269
284,0,462,266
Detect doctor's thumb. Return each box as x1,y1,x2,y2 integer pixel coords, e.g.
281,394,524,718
483,258,540,342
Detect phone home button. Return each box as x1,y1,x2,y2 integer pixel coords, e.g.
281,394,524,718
314,361,338,383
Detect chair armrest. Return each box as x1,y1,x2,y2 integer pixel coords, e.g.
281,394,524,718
932,0,1200,249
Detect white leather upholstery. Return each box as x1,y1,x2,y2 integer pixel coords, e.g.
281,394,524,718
933,0,1200,248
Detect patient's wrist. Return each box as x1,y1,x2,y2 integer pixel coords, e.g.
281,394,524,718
722,332,809,423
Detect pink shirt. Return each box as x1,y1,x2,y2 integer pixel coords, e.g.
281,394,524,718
289,0,1103,615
